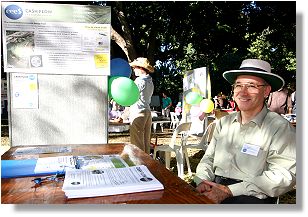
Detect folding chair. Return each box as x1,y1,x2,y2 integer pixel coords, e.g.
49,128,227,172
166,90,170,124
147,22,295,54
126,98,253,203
153,122,192,178
182,121,216,175
184,121,216,152
170,112,180,129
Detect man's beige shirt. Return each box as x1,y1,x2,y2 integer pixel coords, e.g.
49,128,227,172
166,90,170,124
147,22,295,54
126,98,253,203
194,106,296,199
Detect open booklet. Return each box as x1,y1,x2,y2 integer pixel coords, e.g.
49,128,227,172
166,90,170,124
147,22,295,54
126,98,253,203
34,155,129,174
62,165,164,198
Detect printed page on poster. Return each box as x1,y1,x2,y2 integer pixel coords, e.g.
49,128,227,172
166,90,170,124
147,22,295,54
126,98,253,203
11,73,39,109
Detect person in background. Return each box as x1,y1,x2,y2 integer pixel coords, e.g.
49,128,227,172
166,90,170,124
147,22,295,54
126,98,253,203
214,93,230,109
108,99,124,120
267,86,290,115
228,96,239,111
161,92,172,117
221,94,230,108
174,101,182,120
194,59,296,204
111,107,130,123
128,57,154,154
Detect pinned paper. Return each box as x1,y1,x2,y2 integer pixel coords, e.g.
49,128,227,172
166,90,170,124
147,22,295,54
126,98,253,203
12,73,39,109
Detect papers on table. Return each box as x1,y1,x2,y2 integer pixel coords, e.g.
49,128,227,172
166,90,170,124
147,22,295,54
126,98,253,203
34,155,129,174
12,146,72,155
77,155,129,169
34,156,76,174
62,165,164,198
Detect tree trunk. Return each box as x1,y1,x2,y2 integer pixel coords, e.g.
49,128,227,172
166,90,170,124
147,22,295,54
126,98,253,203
112,2,137,62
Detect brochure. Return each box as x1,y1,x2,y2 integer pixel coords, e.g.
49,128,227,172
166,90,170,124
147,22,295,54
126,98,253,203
34,155,129,174
62,165,164,198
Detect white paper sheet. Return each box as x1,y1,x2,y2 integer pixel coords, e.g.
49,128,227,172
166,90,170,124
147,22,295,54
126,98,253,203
62,165,164,198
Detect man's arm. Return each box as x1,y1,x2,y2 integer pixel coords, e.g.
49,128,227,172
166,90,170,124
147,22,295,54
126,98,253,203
194,122,219,185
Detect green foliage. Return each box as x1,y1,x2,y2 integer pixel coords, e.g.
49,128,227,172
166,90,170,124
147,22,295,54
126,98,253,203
246,28,274,60
109,1,296,97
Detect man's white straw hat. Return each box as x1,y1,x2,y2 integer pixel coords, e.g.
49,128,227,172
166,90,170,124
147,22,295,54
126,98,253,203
223,59,285,92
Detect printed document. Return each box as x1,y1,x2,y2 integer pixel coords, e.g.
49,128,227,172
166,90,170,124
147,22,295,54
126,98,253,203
62,165,164,198
34,155,128,174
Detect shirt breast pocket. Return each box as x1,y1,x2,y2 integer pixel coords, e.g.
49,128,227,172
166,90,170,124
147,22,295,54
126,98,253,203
235,148,268,176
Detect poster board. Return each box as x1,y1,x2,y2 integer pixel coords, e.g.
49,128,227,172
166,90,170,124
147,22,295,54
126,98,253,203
1,2,111,146
2,2,111,75
182,67,211,135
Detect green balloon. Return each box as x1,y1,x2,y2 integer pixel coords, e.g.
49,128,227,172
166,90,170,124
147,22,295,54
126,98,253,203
185,92,203,105
110,77,140,106
108,76,120,98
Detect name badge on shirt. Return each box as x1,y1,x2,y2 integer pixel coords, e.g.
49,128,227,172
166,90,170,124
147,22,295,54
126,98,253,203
241,143,260,156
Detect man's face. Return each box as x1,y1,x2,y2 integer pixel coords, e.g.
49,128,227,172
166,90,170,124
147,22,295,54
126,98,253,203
233,75,271,113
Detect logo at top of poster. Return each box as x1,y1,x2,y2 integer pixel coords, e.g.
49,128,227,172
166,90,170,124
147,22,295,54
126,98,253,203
5,5,23,20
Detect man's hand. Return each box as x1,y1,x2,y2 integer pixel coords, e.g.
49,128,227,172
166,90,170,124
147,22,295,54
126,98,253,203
196,181,212,193
196,180,233,204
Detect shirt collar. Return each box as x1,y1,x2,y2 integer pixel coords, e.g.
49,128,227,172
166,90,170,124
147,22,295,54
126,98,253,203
232,105,268,127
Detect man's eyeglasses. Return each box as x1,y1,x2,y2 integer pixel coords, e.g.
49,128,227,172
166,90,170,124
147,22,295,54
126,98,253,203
31,172,65,189
232,83,267,93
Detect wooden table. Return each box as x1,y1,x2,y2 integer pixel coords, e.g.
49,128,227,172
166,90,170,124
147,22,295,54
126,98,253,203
1,143,214,204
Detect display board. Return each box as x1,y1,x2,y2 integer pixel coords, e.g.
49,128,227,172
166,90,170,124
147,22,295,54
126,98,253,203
2,2,110,146
8,74,108,146
182,67,211,136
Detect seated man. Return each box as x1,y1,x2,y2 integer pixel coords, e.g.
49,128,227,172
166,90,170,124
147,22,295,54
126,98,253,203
111,107,130,123
194,59,296,204
109,99,124,120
